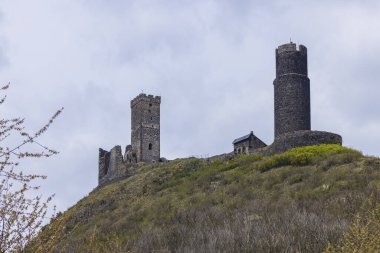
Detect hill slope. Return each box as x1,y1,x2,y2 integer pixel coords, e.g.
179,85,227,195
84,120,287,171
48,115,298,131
32,145,380,253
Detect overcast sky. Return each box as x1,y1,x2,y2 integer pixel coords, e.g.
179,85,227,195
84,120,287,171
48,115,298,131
1,0,380,212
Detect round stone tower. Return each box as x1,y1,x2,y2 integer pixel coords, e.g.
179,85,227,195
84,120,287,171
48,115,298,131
274,42,310,138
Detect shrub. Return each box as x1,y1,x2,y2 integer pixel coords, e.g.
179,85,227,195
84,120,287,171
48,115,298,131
323,203,380,253
256,145,362,172
318,152,363,171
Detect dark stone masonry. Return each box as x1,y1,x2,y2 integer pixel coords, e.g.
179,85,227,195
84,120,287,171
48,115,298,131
97,42,343,188
275,43,310,137
130,94,161,163
233,42,342,155
254,131,342,156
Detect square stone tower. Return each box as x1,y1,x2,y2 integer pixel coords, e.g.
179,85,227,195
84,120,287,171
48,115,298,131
130,93,161,163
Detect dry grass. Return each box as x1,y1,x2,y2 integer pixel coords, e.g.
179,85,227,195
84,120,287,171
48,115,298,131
27,145,380,253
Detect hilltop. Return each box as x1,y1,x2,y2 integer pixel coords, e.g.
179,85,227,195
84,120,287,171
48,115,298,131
30,145,380,253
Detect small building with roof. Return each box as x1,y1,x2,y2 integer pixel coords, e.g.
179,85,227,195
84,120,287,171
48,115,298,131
233,131,267,155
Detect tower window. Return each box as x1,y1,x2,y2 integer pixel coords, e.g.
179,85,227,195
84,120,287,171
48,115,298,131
149,143,152,150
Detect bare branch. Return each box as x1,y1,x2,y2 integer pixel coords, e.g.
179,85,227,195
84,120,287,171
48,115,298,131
0,83,62,252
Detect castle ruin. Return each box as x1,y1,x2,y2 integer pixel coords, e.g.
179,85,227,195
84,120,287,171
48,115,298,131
98,93,161,187
97,42,343,188
233,42,342,155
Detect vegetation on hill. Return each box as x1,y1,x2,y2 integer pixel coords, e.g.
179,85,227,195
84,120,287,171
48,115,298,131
324,200,380,253
29,144,380,253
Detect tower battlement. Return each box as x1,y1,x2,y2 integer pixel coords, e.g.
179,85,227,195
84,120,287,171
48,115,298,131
277,43,307,54
130,93,161,108
276,43,308,77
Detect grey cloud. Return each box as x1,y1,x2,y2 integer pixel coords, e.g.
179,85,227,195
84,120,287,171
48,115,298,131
0,10,9,70
0,0,380,212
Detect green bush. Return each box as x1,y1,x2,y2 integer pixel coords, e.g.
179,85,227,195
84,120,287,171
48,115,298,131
256,145,362,172
318,152,363,171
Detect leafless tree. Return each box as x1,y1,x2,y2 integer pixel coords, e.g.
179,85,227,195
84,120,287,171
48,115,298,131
0,83,62,252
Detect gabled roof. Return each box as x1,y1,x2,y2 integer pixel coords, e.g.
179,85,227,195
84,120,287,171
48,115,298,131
232,132,253,144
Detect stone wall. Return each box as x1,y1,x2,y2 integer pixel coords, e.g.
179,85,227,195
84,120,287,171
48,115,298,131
98,148,110,184
234,140,250,154
108,146,123,179
250,135,267,151
124,145,136,163
274,43,310,137
254,130,342,156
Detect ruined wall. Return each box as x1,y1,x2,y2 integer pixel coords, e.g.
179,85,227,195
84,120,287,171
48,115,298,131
98,145,126,186
131,94,161,163
274,43,310,137
124,145,136,163
98,148,110,184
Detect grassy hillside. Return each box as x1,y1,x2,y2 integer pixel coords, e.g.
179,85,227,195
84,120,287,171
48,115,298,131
30,145,380,253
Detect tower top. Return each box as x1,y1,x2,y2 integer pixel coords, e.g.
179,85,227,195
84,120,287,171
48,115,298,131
276,43,307,55
275,42,308,77
130,93,161,108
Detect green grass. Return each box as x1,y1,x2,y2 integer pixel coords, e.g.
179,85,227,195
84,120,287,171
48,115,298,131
30,144,380,253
